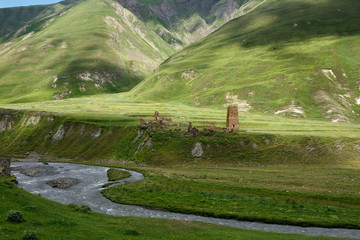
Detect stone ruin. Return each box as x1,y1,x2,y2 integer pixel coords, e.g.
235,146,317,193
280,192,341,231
226,106,239,131
139,108,240,136
140,111,173,126
0,158,11,176
187,122,200,137
154,111,172,122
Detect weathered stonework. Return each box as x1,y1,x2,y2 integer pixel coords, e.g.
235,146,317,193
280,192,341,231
226,106,239,131
140,111,172,126
0,158,11,176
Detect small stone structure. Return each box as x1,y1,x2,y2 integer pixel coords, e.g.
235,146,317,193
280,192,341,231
0,158,11,176
187,122,200,137
140,111,172,126
226,106,239,131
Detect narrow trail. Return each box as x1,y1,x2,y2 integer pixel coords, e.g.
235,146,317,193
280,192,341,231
11,162,360,239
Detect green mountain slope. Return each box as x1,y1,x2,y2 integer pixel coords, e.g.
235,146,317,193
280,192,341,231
0,0,253,104
0,0,176,103
131,0,360,122
0,1,76,41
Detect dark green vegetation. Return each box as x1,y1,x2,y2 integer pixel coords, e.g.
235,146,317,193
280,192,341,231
107,168,131,181
2,177,341,240
0,0,77,39
103,165,360,229
132,0,360,122
7,210,25,223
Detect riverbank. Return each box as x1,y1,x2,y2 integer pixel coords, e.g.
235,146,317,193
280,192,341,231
8,162,360,239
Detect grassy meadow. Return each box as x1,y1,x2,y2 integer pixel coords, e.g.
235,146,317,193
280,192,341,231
102,164,360,229
1,93,360,138
3,176,345,240
107,168,131,181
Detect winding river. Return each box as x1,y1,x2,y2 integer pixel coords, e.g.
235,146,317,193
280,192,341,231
11,162,360,239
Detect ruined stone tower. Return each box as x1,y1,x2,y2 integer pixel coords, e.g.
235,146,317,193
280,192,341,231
226,106,239,131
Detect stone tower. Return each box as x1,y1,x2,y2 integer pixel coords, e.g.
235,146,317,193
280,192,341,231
226,106,239,130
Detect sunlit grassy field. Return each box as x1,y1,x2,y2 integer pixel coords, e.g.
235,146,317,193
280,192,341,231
4,176,345,240
103,164,360,229
1,92,360,137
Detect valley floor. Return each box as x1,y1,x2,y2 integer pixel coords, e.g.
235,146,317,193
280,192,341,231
1,93,360,137
1,97,360,239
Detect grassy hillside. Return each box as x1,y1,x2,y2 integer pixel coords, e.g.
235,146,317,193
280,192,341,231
0,0,175,104
131,0,360,122
2,94,360,137
0,0,78,40
2,177,334,240
1,107,360,166
0,0,257,104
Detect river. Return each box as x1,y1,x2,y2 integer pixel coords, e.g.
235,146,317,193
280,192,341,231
11,162,360,239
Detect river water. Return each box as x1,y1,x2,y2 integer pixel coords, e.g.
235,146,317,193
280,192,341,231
11,162,360,239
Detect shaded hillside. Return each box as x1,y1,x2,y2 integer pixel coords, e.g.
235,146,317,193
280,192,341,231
131,0,360,122
0,0,78,41
117,0,264,48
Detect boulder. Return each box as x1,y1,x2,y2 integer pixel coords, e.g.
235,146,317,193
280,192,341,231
46,178,79,189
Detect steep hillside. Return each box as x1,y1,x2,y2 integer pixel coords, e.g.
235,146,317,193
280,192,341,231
116,0,264,49
0,0,253,104
131,0,360,122
0,0,175,103
0,1,76,41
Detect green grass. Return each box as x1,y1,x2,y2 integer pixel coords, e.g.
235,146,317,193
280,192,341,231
0,0,175,104
2,94,360,138
2,177,343,240
107,168,131,181
130,0,360,121
103,165,360,229
0,0,256,104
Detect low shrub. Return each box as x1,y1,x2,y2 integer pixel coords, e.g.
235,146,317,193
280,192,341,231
124,229,140,236
22,230,38,240
7,210,25,223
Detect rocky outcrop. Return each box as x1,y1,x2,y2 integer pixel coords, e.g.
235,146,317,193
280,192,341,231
46,178,79,189
12,165,59,177
192,142,203,157
53,124,65,141
116,0,246,46
0,115,13,132
0,158,11,176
